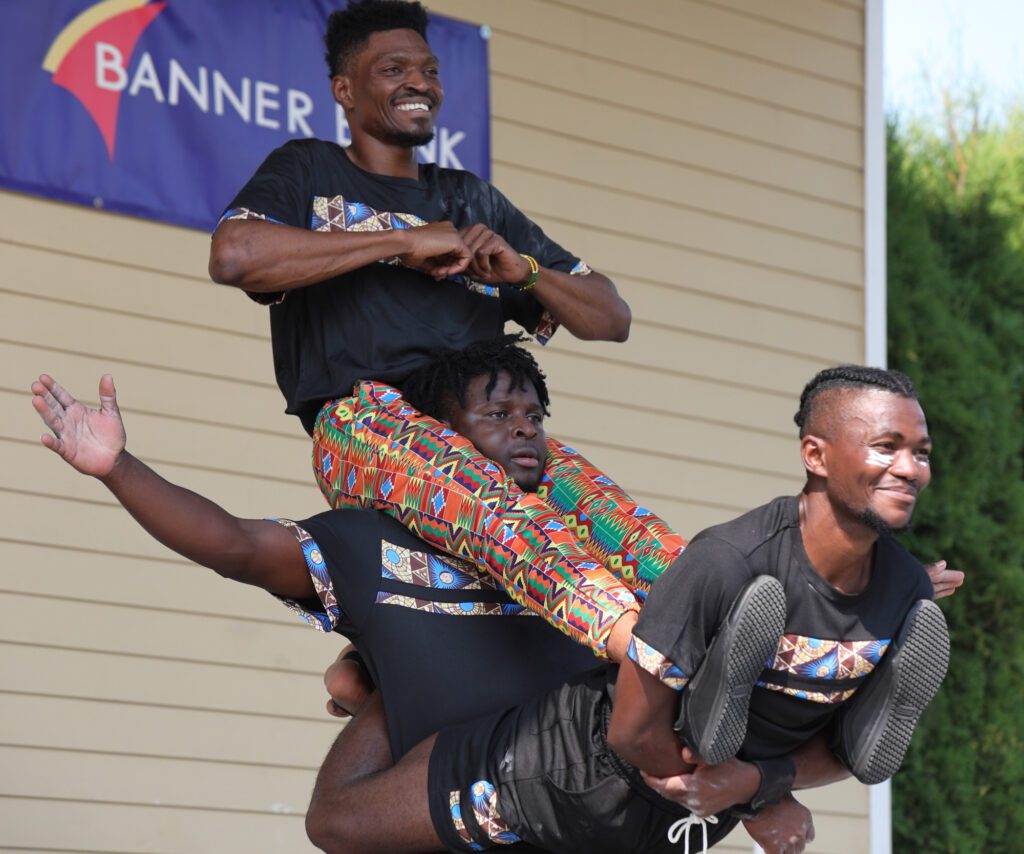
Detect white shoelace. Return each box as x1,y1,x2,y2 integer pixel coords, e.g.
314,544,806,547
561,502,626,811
666,813,719,854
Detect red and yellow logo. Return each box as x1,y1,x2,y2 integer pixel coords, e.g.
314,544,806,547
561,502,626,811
42,0,166,158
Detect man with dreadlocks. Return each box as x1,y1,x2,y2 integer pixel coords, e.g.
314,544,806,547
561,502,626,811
293,364,953,854
208,0,680,663
29,338,594,780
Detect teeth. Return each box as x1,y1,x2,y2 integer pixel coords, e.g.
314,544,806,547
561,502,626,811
396,103,430,112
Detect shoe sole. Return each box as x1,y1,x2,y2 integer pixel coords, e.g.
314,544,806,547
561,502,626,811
685,576,787,765
852,600,950,785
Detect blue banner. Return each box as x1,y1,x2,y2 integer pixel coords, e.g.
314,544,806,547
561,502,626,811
0,1,490,230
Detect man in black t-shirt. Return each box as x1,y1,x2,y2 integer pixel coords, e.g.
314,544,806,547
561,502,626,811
279,366,951,854
29,341,595,761
33,355,956,853
207,0,686,662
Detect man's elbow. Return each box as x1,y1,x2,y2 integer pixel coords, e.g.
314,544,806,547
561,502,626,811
208,225,250,286
306,797,360,854
305,807,340,854
588,302,630,343
608,302,631,342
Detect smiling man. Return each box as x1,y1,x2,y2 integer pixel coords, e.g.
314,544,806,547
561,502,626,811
206,0,687,663
298,365,952,854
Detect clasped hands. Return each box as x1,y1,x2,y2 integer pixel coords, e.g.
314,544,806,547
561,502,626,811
396,221,532,285
641,747,815,854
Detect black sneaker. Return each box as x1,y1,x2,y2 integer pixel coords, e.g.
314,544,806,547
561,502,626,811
833,599,950,785
674,575,786,765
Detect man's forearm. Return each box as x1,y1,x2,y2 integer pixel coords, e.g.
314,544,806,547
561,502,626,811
100,452,271,584
790,731,850,790
530,268,631,342
209,219,410,292
636,731,850,818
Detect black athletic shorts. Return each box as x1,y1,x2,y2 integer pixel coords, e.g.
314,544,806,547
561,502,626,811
427,666,739,853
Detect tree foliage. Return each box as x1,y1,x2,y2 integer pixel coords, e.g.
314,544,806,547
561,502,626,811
888,115,1024,853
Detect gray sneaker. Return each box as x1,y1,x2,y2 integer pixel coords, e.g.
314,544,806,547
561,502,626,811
833,599,950,784
674,575,787,765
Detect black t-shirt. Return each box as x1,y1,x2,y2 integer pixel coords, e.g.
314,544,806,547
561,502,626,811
631,496,934,760
276,508,596,758
223,139,584,434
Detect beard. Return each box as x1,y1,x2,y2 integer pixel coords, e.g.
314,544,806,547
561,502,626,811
380,126,436,147
857,506,912,536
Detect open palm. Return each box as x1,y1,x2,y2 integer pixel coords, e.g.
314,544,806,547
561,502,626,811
31,374,126,478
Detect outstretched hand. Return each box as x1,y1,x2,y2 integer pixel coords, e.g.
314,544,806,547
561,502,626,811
31,374,126,478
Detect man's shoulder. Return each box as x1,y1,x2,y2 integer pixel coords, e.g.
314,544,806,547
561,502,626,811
300,507,441,555
875,533,932,597
424,162,495,200
425,162,486,185
261,137,347,168
690,496,799,559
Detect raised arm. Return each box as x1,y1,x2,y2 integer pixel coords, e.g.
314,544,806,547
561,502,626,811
30,374,312,598
209,218,473,294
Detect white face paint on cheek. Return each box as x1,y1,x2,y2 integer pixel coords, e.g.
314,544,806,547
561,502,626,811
865,449,895,468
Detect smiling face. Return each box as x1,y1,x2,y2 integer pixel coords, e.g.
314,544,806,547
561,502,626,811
809,389,932,535
447,371,548,493
332,28,442,148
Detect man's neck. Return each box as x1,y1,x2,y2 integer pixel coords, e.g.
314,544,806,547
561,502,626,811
798,490,878,595
346,134,420,180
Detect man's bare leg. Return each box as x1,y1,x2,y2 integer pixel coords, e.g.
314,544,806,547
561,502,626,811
306,697,442,854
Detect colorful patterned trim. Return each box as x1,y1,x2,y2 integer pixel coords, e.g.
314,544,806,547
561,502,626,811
312,194,425,233
219,206,285,227
382,540,501,591
754,633,891,704
756,680,858,705
448,791,484,850
627,635,689,690
270,519,341,632
375,591,531,618
378,540,534,616
769,634,890,681
469,780,520,845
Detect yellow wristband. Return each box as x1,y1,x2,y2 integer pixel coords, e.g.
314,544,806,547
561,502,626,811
518,254,540,291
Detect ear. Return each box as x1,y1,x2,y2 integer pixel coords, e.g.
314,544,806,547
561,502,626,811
332,74,355,111
801,434,829,479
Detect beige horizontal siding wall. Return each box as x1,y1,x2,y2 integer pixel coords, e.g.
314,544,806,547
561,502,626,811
1,193,337,852
1,1,869,851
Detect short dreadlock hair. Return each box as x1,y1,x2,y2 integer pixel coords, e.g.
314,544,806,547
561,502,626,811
324,0,430,78
794,365,919,437
402,334,551,423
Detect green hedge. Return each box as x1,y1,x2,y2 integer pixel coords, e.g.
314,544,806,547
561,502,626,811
888,123,1024,853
